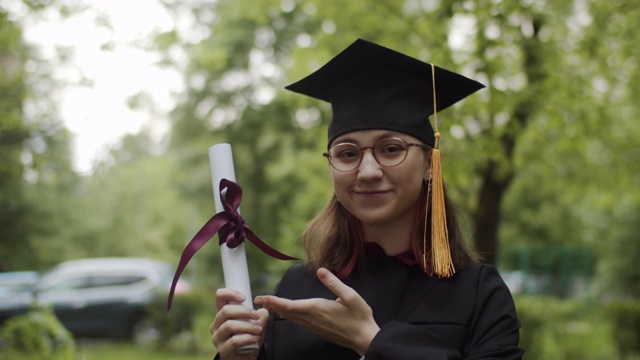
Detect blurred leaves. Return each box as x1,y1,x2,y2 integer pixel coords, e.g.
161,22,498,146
0,0,638,302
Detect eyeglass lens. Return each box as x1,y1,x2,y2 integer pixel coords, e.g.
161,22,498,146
327,138,411,171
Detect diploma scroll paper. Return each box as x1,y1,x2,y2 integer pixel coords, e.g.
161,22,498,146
209,143,259,354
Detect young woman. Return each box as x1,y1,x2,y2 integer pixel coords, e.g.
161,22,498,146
210,39,524,360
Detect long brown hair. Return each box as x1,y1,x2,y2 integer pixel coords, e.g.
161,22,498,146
301,182,480,278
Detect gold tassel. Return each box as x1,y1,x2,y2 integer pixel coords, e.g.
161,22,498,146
430,133,454,277
428,64,455,278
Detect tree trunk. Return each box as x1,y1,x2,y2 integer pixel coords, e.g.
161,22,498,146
474,161,512,264
472,14,546,264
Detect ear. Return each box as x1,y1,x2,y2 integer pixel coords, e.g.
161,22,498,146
424,167,432,181
423,153,432,180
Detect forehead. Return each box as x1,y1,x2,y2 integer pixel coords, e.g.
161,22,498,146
331,129,421,146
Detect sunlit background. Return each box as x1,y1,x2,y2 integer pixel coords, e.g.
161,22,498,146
13,0,180,174
1,0,639,359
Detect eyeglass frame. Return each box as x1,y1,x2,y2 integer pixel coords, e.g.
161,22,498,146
323,137,430,172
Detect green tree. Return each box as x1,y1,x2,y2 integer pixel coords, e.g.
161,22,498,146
153,0,333,291
0,9,30,270
576,0,640,298
149,0,640,295
0,2,82,270
67,131,192,262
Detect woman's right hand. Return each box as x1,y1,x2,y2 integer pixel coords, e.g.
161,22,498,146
210,288,269,360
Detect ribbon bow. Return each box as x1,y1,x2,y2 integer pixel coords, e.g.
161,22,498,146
167,178,297,311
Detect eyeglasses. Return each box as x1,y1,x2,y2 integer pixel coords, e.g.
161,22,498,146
323,137,429,172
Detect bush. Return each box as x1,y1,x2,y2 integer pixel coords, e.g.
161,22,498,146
515,296,616,360
0,307,75,360
516,296,559,360
142,291,203,352
605,299,640,359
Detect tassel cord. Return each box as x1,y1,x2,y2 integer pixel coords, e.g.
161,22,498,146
427,64,455,278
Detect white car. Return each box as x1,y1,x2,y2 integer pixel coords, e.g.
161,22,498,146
0,258,192,344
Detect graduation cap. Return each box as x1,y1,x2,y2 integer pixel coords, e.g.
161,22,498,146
285,38,484,148
285,39,484,278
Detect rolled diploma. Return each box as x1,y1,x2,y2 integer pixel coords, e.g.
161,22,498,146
209,143,259,354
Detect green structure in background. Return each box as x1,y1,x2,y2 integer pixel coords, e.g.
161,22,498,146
499,244,594,299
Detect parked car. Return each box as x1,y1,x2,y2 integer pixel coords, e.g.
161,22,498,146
0,271,40,299
0,258,192,344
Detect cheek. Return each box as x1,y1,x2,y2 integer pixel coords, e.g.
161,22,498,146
401,162,429,194
402,172,425,195
412,176,426,198
330,170,348,195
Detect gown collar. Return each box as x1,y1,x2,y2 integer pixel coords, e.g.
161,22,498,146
364,242,419,267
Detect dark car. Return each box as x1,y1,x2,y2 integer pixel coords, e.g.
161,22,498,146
0,258,191,344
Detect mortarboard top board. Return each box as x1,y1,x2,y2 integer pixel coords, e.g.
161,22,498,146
285,38,485,148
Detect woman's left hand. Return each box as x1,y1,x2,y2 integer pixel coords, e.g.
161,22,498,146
254,267,379,356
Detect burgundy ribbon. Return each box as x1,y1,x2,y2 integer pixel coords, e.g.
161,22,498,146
167,178,297,311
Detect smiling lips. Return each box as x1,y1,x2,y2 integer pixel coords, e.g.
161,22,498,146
354,190,390,197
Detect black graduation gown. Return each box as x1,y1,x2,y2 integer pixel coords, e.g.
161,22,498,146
258,252,524,360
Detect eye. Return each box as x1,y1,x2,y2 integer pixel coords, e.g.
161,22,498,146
376,139,407,156
331,144,360,162
380,144,403,154
336,149,360,159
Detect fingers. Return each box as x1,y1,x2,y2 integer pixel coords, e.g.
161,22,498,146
256,307,269,323
211,316,262,343
213,322,261,359
215,288,247,311
211,290,266,358
211,303,261,330
254,295,290,313
211,288,262,342
255,268,360,314
316,267,360,304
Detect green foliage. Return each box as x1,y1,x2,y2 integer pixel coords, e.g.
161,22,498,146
1,0,639,336
0,307,76,360
0,9,30,271
59,131,194,263
116,289,219,355
592,198,640,298
515,297,616,360
0,4,79,271
143,291,200,351
143,0,640,294
605,300,640,359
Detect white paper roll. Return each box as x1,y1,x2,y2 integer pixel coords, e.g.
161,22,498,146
208,143,259,354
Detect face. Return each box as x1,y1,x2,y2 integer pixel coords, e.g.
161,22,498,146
329,129,430,229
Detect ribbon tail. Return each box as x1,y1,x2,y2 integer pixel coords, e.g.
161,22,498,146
167,213,228,313
245,228,298,261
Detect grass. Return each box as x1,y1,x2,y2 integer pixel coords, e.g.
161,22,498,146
75,342,210,360
0,309,217,360
75,312,216,360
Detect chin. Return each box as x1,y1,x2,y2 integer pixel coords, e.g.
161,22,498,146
353,212,394,226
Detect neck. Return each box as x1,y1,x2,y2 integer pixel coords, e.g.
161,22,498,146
362,217,413,256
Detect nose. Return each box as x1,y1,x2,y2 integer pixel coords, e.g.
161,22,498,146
357,149,383,180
